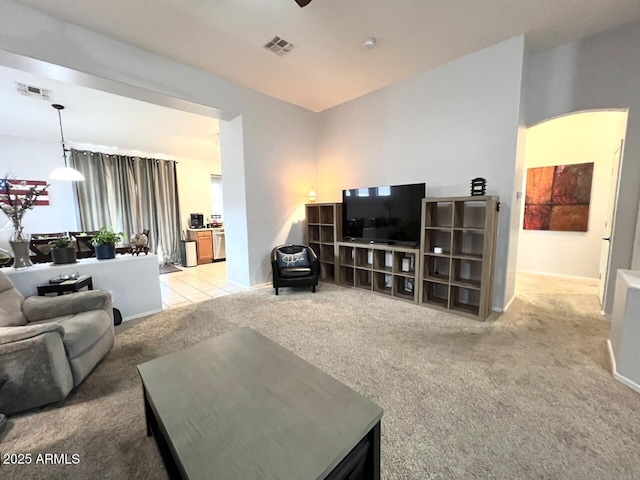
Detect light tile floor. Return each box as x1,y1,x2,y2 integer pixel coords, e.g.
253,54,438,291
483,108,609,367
160,262,245,311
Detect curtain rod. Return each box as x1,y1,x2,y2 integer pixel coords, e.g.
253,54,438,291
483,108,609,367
70,148,179,164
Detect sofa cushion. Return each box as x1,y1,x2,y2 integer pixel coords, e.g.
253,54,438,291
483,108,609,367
0,272,26,327
32,310,111,359
276,249,310,268
280,267,313,278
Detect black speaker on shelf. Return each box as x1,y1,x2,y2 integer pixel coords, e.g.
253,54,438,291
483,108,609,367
471,177,487,196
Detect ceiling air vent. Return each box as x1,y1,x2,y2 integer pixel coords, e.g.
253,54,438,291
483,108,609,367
16,82,53,101
263,36,295,56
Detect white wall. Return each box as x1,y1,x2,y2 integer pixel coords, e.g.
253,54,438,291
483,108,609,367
176,155,220,232
0,1,318,288
517,112,624,278
0,135,79,233
526,20,640,313
317,36,526,310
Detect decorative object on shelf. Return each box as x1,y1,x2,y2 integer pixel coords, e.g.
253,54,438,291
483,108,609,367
49,236,77,265
130,232,149,247
524,163,594,231
404,278,414,294
129,232,150,256
129,245,150,256
401,255,416,272
49,104,85,181
308,186,316,203
433,246,443,254
471,177,487,196
92,226,124,260
0,175,50,269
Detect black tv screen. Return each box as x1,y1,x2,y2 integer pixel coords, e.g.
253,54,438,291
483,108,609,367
342,183,425,244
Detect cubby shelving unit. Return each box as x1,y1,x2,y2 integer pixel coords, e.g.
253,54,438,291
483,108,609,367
336,242,420,304
305,203,342,283
418,196,499,320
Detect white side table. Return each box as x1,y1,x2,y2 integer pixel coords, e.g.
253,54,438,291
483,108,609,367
608,270,640,394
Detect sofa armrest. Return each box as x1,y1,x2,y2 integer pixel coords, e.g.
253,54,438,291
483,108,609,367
22,290,113,323
0,323,64,345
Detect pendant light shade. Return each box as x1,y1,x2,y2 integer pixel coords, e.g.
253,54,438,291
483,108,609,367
50,166,85,181
49,104,85,182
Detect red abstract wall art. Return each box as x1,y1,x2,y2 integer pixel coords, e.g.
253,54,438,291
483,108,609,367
523,163,594,231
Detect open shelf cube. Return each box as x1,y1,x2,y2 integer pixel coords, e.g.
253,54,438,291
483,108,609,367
339,265,355,285
423,229,452,256
453,200,487,229
423,201,453,228
339,245,354,265
373,250,393,273
355,268,373,291
355,247,373,268
394,276,416,302
450,286,480,316
320,262,335,281
452,230,484,258
451,258,482,290
423,255,450,284
308,225,320,243
306,205,320,224
320,244,335,263
422,281,449,308
320,205,334,225
320,225,335,243
373,272,393,296
393,251,416,276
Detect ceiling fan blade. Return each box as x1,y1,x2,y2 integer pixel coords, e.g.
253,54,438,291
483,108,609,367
295,0,313,7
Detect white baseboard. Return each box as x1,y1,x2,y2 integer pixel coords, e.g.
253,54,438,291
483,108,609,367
607,339,640,394
517,270,598,282
249,282,271,291
492,294,516,313
123,308,163,322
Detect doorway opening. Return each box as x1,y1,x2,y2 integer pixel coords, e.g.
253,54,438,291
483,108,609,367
515,110,628,311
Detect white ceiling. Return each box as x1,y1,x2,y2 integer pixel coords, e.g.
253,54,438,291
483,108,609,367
13,0,640,112
0,64,219,162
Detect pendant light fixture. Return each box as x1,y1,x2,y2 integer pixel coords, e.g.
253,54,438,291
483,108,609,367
49,104,85,181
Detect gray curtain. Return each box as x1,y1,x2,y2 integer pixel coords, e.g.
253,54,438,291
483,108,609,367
71,150,181,265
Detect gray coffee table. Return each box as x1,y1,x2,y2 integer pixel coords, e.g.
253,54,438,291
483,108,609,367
137,327,383,480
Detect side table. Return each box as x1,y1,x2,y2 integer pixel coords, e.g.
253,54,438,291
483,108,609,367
37,275,93,296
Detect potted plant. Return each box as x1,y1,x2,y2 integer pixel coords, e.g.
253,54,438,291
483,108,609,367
49,236,76,264
92,227,124,260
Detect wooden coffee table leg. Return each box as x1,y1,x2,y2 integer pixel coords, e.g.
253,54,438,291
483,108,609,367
143,386,153,437
365,420,381,480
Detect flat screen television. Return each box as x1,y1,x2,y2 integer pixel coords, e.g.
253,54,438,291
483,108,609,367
342,183,425,245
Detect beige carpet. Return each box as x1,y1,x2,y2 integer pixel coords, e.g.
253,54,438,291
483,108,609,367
2,276,640,479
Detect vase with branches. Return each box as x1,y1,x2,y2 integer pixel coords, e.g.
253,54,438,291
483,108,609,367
0,175,50,268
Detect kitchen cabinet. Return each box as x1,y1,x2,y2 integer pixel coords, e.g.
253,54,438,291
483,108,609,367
187,229,213,264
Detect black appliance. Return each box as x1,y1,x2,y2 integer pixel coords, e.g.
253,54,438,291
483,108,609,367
190,213,204,229
342,183,425,244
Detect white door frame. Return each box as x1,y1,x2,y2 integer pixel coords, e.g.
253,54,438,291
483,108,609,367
598,138,625,310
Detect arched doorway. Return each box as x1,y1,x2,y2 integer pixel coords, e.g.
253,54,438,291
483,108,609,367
516,110,628,311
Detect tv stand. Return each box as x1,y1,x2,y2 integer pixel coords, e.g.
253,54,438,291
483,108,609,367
336,241,419,304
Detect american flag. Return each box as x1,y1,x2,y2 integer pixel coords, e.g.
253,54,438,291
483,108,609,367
0,179,50,206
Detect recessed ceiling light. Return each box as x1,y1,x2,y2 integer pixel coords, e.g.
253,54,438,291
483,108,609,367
363,37,377,50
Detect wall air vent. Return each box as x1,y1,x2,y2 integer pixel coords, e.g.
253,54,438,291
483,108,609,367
263,36,295,56
16,82,53,101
